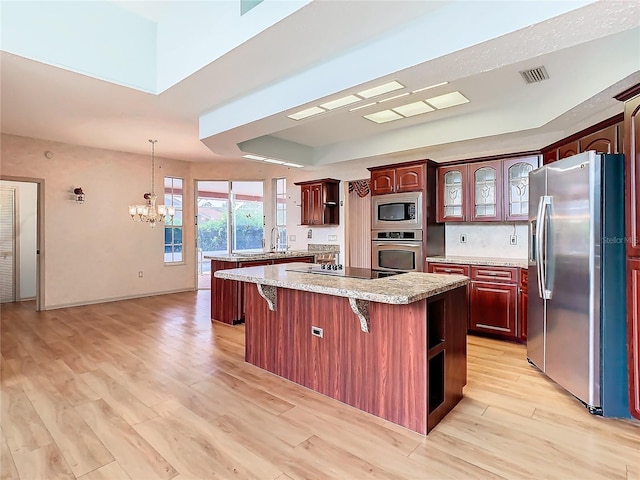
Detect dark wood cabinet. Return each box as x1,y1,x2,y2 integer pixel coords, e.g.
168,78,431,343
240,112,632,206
396,163,425,193
370,168,396,195
469,266,518,338
542,116,623,165
436,155,540,223
503,156,540,221
271,256,313,265
294,179,339,226
470,281,518,337
623,96,640,258
619,87,640,420
369,160,425,195
469,160,503,222
543,150,557,165
436,165,468,222
558,140,580,160
427,262,526,342
211,255,314,325
627,258,640,420
427,263,470,276
518,269,528,341
581,124,617,154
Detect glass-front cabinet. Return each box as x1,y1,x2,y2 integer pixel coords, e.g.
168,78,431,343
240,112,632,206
436,165,468,222
469,160,502,222
503,156,540,221
436,155,540,223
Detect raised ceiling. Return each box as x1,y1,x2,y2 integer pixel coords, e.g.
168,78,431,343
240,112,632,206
1,1,639,169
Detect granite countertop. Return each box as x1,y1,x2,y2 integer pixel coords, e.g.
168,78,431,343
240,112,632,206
213,262,469,305
426,255,528,269
205,250,329,262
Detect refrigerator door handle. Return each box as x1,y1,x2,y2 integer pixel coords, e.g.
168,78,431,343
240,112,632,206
535,197,545,299
539,195,552,300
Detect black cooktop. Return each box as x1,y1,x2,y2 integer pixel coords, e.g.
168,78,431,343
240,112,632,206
285,264,377,279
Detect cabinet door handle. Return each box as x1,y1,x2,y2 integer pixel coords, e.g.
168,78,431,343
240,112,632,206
443,269,452,273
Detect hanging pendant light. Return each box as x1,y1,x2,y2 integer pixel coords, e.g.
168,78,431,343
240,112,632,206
128,140,175,228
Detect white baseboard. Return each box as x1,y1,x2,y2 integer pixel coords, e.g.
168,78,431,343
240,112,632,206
43,287,196,311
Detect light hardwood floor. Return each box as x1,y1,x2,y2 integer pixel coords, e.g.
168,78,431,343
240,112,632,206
1,291,638,480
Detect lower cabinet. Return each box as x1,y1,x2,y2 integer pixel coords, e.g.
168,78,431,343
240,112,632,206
628,258,640,420
211,256,314,324
470,280,518,337
427,262,525,342
469,265,519,339
519,269,528,341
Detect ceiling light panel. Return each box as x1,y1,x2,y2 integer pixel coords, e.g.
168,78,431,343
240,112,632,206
349,102,377,112
263,158,286,164
320,95,361,110
357,81,405,99
242,154,266,161
392,101,435,117
411,81,448,93
378,92,410,103
425,91,470,109
287,106,326,120
282,162,304,168
363,110,403,124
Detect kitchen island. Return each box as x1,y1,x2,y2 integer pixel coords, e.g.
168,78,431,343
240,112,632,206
214,263,469,434
207,249,337,324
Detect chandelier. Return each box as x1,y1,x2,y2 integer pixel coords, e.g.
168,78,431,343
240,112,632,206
128,140,175,228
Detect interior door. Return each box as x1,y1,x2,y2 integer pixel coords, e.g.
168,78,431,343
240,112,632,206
0,187,16,303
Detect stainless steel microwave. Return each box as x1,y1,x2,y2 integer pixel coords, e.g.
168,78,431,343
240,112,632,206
372,192,422,229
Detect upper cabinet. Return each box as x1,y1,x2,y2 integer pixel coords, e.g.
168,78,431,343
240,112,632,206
294,178,340,226
436,155,539,223
369,161,425,195
469,160,502,222
436,165,468,222
542,117,623,164
623,94,640,258
503,156,539,221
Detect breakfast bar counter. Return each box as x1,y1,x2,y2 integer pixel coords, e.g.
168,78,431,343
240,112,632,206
214,263,469,435
214,262,469,305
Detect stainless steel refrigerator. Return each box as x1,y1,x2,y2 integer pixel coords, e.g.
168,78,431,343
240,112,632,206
528,151,629,417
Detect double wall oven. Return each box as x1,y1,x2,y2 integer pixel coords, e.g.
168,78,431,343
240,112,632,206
372,230,423,275
372,191,424,275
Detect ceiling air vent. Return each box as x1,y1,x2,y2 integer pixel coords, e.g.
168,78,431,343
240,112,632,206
519,66,549,84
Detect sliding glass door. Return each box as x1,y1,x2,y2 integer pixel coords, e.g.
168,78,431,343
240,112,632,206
195,181,264,289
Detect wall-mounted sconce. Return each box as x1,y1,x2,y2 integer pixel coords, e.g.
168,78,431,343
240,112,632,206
73,187,85,204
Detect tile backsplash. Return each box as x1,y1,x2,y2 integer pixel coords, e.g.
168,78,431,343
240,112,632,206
445,223,528,258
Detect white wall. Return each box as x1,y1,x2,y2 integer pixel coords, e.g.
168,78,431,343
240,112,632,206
1,180,37,299
1,134,193,309
0,134,374,309
445,223,529,259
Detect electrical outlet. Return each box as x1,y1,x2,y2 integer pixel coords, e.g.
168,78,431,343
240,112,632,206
307,229,312,239
328,234,337,241
138,271,143,278
510,235,518,245
459,234,467,244
289,234,296,241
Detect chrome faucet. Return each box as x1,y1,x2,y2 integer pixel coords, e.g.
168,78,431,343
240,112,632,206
270,226,280,252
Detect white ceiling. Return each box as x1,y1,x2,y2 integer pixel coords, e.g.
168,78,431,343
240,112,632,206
1,1,639,170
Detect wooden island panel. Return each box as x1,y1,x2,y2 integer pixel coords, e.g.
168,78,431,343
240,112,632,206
244,284,467,434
